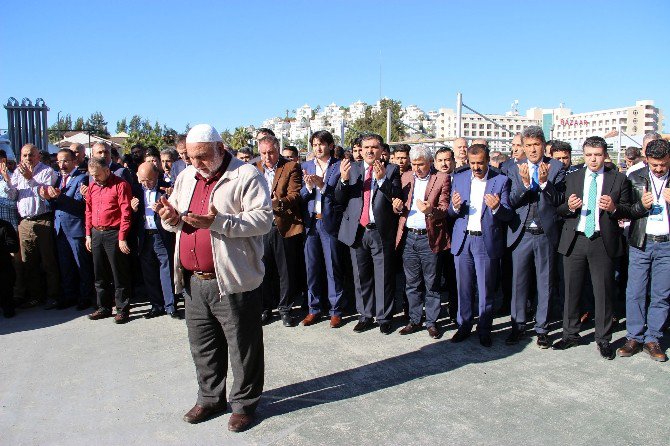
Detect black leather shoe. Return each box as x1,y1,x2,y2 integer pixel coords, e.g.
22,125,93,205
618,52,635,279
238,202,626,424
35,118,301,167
261,310,272,324
552,338,580,350
379,322,393,335
451,327,471,343
281,314,294,327
2,307,15,318
536,334,552,349
597,341,615,360
169,311,183,320
479,334,492,347
353,320,375,333
144,308,166,319
505,328,524,345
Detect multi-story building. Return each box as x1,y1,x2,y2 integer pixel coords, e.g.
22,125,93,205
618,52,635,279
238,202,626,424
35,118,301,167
349,100,367,121
435,108,541,151
528,100,664,142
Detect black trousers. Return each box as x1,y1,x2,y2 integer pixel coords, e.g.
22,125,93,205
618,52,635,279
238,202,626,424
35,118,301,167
184,275,264,414
350,227,395,324
562,234,615,343
0,262,16,312
261,226,299,315
91,228,131,312
440,250,458,320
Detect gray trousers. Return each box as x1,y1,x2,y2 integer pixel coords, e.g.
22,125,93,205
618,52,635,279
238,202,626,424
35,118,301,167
184,275,264,414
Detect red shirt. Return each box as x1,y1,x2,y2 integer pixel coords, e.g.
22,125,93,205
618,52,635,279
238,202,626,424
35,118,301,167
85,174,133,240
179,154,231,273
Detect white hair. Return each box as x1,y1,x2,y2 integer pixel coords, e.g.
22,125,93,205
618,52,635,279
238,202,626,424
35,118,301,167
409,145,433,162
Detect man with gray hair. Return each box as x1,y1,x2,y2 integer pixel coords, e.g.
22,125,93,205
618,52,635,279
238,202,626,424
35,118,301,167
628,132,662,177
156,124,273,432
6,143,59,308
392,146,451,338
85,157,133,323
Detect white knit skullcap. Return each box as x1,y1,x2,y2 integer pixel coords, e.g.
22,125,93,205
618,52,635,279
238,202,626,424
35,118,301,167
186,124,222,143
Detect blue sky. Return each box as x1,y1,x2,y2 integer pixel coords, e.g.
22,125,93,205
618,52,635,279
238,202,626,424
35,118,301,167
2,0,668,133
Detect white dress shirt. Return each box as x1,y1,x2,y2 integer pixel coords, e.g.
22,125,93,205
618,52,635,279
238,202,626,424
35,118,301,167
576,167,605,233
8,162,57,217
406,174,429,230
646,171,669,236
525,159,547,190
466,174,488,232
143,188,158,230
362,161,385,224
306,159,328,215
263,162,278,189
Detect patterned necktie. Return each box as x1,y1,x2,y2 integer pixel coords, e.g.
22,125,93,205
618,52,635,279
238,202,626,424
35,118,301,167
60,174,69,189
531,164,540,191
359,165,374,227
584,172,598,237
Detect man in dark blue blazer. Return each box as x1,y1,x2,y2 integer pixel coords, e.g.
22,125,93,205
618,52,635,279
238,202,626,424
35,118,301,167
335,133,402,334
505,126,565,348
448,144,513,347
132,162,178,319
300,131,346,328
41,148,95,310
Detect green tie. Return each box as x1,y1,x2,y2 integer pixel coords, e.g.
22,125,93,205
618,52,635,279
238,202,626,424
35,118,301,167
584,172,598,237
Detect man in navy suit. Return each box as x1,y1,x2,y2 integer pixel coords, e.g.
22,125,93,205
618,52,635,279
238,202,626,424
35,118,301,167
505,126,565,348
335,133,402,334
132,162,178,319
300,130,346,328
40,148,94,310
448,144,513,347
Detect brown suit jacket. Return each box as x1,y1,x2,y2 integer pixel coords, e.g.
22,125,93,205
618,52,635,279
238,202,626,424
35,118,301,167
256,157,304,238
395,169,451,253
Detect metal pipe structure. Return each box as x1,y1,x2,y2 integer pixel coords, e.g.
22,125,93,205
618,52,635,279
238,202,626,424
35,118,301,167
456,92,462,138
386,108,391,143
4,97,49,158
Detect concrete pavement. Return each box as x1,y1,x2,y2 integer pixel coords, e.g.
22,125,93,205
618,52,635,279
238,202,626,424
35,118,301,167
1,303,668,445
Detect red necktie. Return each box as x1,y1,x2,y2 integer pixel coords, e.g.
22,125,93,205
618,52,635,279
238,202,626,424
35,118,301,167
359,165,373,227
60,174,68,189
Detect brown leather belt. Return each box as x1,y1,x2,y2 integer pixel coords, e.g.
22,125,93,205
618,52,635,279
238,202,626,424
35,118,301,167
192,271,216,280
93,225,119,231
315,213,323,220
22,212,53,222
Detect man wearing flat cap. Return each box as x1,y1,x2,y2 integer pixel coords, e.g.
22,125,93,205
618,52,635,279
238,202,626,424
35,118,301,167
156,124,273,432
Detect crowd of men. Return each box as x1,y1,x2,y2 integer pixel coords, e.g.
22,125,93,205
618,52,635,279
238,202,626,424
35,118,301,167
1,124,668,432
1,128,669,359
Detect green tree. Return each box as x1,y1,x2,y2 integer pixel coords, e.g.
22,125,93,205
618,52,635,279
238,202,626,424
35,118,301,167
230,127,252,150
116,118,127,134
48,114,72,143
220,129,233,146
85,111,110,138
128,115,142,133
344,98,405,147
162,126,178,146
74,117,84,131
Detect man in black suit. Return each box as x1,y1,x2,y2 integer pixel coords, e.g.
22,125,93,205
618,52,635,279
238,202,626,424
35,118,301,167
505,126,565,348
132,162,178,319
553,136,632,359
335,133,402,334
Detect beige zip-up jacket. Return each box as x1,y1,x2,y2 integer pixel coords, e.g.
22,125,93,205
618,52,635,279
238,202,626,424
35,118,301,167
161,157,273,295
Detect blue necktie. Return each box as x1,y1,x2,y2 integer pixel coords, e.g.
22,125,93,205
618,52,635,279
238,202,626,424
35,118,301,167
531,165,540,191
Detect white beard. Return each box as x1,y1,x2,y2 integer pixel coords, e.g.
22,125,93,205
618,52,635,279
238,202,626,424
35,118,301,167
196,154,224,179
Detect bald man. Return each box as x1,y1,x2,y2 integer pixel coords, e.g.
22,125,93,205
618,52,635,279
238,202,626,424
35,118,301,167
132,162,178,319
453,137,469,168
7,143,59,308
